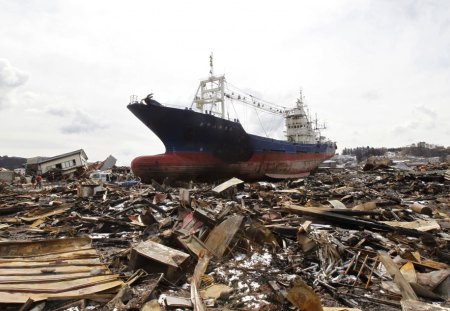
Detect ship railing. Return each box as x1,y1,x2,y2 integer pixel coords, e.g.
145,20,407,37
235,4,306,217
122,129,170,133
164,103,191,109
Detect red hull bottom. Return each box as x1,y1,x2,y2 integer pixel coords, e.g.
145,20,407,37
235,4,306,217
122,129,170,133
131,152,334,182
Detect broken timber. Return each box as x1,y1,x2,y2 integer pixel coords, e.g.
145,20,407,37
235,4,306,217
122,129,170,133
0,237,124,304
283,205,425,237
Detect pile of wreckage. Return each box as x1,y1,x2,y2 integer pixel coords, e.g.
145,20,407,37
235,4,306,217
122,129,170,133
0,159,449,311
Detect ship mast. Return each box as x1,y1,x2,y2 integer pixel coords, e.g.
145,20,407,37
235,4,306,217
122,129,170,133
192,53,226,118
192,54,288,119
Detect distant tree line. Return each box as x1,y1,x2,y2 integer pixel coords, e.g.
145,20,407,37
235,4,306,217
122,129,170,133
342,143,450,162
0,156,27,170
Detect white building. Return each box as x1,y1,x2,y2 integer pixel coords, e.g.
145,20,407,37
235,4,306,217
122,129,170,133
27,149,88,175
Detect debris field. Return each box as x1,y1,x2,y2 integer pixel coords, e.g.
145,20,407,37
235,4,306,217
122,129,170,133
0,161,449,311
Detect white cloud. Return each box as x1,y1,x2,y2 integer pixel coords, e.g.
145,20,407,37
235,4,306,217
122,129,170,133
0,59,28,109
61,110,108,134
415,105,437,119
394,105,439,135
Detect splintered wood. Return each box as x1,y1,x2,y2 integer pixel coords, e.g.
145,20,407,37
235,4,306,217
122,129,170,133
0,237,124,303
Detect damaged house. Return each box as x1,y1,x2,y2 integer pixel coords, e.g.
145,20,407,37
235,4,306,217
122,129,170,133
26,149,88,178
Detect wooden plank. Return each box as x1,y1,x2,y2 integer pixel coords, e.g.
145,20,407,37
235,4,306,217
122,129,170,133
287,279,323,311
380,220,441,232
378,251,418,301
205,215,243,258
0,272,108,283
400,262,417,283
0,258,101,266
190,253,210,311
191,215,243,311
212,177,243,193
0,265,106,275
0,274,120,292
0,237,92,257
0,249,98,260
0,280,123,303
20,207,70,222
401,299,450,311
0,238,123,304
283,204,423,237
130,240,189,269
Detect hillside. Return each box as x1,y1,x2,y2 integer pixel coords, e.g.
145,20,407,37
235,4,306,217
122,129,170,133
0,156,27,170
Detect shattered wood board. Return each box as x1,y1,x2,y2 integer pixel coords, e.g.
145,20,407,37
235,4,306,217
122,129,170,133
283,204,423,236
130,240,189,268
0,237,124,304
20,206,70,222
379,220,441,232
287,279,323,311
400,299,450,311
212,177,243,193
0,236,92,256
328,200,347,209
165,296,193,307
204,215,244,258
200,284,233,299
378,251,418,301
177,235,208,257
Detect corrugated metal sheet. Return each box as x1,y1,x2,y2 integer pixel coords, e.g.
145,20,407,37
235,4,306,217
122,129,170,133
0,237,123,304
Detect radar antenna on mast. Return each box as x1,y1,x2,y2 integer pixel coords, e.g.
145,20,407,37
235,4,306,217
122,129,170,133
209,53,214,77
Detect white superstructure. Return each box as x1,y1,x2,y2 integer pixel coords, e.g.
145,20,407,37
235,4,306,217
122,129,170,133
285,91,319,144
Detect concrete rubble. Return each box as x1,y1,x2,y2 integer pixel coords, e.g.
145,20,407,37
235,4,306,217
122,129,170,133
0,160,449,311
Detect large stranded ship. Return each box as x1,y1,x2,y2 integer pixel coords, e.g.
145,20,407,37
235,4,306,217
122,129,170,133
127,56,336,182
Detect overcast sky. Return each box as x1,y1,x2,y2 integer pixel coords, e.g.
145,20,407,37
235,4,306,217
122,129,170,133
1,0,449,165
